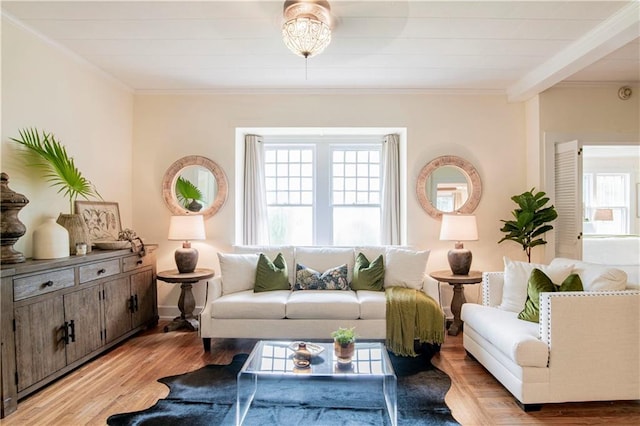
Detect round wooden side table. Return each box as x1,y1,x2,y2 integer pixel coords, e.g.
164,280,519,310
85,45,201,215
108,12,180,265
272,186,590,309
156,268,215,332
429,270,482,336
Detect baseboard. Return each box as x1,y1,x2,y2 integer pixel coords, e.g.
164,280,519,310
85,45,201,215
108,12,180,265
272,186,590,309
158,305,204,320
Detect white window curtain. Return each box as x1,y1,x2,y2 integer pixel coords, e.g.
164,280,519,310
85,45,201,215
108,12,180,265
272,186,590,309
243,134,269,245
381,134,400,245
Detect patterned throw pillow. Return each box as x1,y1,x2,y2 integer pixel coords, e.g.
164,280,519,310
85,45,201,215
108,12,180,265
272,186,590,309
294,263,349,290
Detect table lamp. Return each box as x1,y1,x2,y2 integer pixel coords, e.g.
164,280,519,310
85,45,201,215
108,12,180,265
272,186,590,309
168,215,206,273
439,214,478,275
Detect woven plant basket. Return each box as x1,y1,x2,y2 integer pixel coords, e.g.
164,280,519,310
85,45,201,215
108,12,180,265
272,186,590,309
57,213,92,254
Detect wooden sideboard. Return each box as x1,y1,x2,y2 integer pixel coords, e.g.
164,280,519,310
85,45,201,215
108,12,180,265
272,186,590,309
0,247,158,418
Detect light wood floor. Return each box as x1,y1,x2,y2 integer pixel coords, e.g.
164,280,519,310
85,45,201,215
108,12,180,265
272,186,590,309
2,322,639,426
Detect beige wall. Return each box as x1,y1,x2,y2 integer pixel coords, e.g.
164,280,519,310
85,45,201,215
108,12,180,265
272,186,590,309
540,85,639,134
1,17,135,258
133,93,527,315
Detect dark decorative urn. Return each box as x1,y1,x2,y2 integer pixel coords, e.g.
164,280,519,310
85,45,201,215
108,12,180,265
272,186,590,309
1,172,29,264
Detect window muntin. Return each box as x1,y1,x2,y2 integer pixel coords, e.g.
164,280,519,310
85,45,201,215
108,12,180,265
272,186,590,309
265,141,381,245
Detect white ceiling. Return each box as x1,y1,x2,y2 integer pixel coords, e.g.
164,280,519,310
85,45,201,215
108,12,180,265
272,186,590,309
3,0,639,101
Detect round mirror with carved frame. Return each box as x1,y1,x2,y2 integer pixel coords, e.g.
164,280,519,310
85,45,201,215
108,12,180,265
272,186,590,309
162,155,228,219
416,155,482,219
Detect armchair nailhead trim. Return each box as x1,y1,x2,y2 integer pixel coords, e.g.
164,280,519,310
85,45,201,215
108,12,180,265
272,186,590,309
482,272,502,306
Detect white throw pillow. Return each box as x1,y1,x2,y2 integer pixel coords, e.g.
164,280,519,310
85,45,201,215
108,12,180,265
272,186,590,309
499,256,573,313
217,253,259,295
550,258,627,291
384,247,430,289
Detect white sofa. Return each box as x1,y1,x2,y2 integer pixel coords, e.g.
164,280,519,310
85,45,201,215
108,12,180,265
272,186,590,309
199,246,441,350
461,257,640,410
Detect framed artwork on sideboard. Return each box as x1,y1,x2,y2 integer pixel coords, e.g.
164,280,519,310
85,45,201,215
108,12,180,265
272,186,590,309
75,201,122,241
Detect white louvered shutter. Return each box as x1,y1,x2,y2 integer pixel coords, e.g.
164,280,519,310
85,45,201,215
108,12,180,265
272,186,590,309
554,140,582,260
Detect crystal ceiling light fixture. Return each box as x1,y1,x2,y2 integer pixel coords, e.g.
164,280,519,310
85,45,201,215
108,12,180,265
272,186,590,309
282,0,332,59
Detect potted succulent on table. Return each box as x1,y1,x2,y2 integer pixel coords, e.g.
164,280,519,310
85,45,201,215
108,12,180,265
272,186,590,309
11,128,101,254
331,327,356,366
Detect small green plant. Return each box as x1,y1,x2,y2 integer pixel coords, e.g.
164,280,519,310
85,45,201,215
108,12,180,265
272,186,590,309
331,327,356,346
175,176,205,212
10,128,101,213
498,188,558,262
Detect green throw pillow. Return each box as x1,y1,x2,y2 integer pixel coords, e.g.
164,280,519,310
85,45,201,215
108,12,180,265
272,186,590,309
518,268,583,323
351,253,385,291
254,253,289,293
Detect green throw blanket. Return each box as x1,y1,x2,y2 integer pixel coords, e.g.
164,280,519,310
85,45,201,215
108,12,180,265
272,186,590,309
385,286,445,357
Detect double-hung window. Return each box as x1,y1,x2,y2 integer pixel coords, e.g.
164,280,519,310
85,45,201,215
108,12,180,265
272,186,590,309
264,138,382,246
583,172,630,234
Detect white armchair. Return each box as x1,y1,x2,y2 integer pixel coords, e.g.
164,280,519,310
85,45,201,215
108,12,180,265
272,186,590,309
461,260,640,410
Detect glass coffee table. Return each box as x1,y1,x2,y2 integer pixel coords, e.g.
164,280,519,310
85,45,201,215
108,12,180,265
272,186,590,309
236,340,397,425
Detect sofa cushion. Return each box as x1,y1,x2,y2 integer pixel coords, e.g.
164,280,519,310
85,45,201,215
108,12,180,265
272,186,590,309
295,247,355,283
384,247,430,289
218,253,259,295
294,263,349,290
254,253,289,292
234,245,296,286
286,290,360,319
499,257,573,313
518,268,583,323
357,290,386,319
351,253,385,291
211,290,289,319
461,303,549,368
550,258,627,291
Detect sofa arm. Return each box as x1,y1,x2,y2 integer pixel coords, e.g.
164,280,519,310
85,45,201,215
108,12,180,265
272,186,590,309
422,275,441,304
203,276,222,306
539,291,640,394
481,272,504,307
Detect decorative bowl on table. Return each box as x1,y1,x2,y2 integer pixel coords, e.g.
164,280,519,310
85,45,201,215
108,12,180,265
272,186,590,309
93,240,131,250
288,341,325,357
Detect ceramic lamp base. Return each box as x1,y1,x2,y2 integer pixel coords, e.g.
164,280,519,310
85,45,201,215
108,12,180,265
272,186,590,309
448,248,472,275
175,242,198,273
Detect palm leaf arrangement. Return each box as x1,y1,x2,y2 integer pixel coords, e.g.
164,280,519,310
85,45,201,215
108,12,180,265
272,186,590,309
498,188,558,262
10,128,101,213
175,176,205,212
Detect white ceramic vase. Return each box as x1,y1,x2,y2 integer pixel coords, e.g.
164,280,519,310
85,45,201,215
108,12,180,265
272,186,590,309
33,217,70,259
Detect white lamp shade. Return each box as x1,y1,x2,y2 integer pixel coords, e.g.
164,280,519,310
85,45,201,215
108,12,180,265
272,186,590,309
168,215,206,241
439,214,478,241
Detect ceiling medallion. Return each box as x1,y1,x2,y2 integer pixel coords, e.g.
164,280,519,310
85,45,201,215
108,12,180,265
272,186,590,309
282,0,332,59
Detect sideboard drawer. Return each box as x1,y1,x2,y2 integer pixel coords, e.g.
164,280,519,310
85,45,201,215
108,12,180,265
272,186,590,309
79,259,121,283
13,268,75,301
122,254,153,272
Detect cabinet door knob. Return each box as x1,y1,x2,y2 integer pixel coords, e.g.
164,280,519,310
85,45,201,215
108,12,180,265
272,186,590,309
42,280,54,288
97,268,106,275
136,260,143,265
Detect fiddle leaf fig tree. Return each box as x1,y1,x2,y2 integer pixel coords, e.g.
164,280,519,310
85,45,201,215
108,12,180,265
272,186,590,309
10,128,101,213
498,188,558,262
